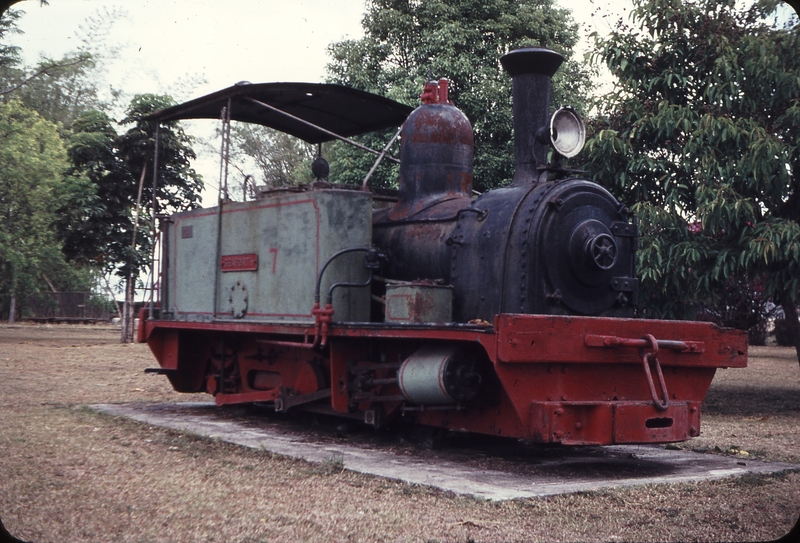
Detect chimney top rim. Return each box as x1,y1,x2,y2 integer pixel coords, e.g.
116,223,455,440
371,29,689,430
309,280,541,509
500,47,564,78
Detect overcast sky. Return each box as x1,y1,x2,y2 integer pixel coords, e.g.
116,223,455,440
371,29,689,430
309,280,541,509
8,0,634,204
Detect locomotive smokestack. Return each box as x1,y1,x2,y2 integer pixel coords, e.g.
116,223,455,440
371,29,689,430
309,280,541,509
500,47,564,185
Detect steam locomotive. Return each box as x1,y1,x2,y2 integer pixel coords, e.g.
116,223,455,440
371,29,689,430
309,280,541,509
139,47,746,445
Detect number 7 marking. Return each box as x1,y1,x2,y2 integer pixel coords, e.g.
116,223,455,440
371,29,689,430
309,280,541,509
269,247,279,274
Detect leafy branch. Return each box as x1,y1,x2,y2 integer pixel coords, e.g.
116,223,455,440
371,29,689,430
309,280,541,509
0,53,91,96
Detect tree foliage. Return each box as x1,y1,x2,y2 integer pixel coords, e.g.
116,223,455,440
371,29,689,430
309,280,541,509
1,50,99,129
0,8,21,68
0,8,96,121
0,99,89,317
0,4,201,326
55,109,128,272
584,0,800,357
56,95,203,280
0,5,117,319
325,0,591,191
117,94,203,217
229,124,315,192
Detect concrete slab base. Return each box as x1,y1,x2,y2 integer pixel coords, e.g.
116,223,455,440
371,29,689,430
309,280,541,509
92,402,800,501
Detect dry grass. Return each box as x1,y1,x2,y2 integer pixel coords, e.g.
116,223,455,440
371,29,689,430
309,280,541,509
1,323,799,542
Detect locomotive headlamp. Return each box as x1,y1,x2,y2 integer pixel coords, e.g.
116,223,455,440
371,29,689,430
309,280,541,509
549,106,585,158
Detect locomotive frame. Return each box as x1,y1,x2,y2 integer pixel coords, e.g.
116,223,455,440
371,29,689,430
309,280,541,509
138,47,747,446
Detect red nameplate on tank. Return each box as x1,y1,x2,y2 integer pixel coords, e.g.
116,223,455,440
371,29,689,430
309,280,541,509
221,253,258,272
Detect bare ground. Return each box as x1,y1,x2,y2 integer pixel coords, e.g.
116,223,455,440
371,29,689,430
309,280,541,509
1,324,798,543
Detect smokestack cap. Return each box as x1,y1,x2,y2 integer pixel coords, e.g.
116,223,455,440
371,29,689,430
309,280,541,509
500,47,564,78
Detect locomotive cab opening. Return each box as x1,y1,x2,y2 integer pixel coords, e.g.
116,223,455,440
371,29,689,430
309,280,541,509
138,47,747,446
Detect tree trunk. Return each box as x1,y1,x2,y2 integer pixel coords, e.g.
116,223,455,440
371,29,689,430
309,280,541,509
126,276,135,342
102,272,122,320
120,275,135,343
8,293,16,324
781,294,800,366
120,166,147,344
8,270,17,324
119,276,128,343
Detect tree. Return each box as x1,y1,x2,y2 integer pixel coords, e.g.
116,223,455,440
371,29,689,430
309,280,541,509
0,4,101,129
1,5,121,129
116,95,203,342
584,0,800,361
56,95,203,341
1,51,99,128
229,124,315,192
116,94,203,216
0,8,21,68
325,0,591,191
1,5,133,136
0,99,89,321
55,110,128,271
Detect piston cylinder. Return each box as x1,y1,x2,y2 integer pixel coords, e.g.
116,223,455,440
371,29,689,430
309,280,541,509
397,344,482,404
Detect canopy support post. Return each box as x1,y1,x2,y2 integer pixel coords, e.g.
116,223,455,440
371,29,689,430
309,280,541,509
213,100,232,323
147,124,161,321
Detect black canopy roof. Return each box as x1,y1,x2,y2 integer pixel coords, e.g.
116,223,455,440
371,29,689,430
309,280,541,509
145,82,414,144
